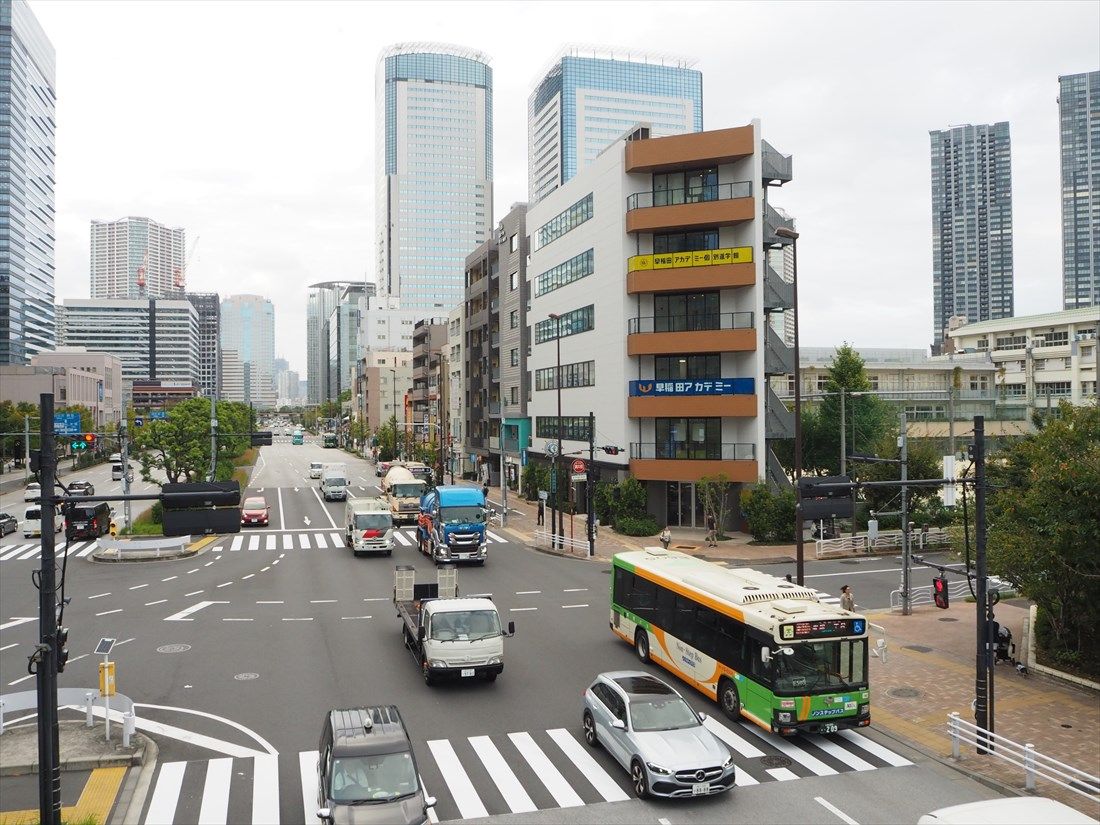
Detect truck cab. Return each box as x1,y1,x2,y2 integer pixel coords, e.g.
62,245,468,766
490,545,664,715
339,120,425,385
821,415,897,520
321,464,348,501
345,497,394,556
416,485,488,565
384,466,426,525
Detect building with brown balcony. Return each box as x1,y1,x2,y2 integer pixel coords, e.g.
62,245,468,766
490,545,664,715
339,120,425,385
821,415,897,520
526,122,795,530
411,318,446,445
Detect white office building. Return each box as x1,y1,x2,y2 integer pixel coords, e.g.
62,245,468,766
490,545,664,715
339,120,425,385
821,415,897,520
90,216,186,299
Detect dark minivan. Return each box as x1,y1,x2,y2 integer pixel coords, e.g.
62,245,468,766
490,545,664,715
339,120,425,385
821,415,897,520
65,503,111,540
316,706,434,825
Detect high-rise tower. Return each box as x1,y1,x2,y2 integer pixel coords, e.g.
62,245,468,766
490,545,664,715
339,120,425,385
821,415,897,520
1059,71,1099,310
90,216,186,299
220,295,275,409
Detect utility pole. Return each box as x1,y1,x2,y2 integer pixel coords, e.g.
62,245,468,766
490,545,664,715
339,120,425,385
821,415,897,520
36,393,61,824
973,415,993,753
499,448,507,527
948,386,956,458
899,408,910,616
839,390,846,476
24,414,31,483
118,418,132,531
587,411,595,558
208,390,218,482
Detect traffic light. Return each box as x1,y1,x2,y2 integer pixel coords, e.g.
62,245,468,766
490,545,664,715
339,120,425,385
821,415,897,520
251,431,273,446
84,432,96,449
933,575,950,609
798,475,855,520
601,445,621,455
56,626,70,673
71,433,96,451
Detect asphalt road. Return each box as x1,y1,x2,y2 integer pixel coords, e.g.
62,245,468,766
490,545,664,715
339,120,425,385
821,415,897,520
0,442,1006,824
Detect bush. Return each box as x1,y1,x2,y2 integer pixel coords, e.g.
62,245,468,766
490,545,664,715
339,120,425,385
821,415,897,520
593,481,616,524
615,515,659,537
614,477,647,521
740,483,796,542
150,500,163,525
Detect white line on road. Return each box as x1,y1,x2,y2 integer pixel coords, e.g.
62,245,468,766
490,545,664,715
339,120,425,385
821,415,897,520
310,599,336,603
507,731,583,808
767,767,798,781
129,583,148,590
426,739,488,819
197,757,232,825
265,535,276,550
248,535,259,551
282,617,313,621
298,534,311,549
223,618,253,622
563,588,588,592
469,735,537,813
546,728,629,801
257,600,283,604
144,761,186,824
815,796,861,825
515,590,541,595
277,487,286,531
0,616,35,631
803,568,897,579
164,600,229,621
281,534,292,550
486,530,505,542
117,638,134,646
229,536,243,552
185,590,203,597
341,616,372,620
510,607,538,612
96,609,123,617
216,582,232,588
252,753,280,825
186,568,199,575
742,723,838,775
0,642,18,651
310,486,339,528
701,716,765,758
161,576,177,582
8,673,35,685
363,597,387,602
144,600,168,607
811,735,876,771
298,751,318,825
261,566,270,572
561,604,589,609
837,730,913,766
242,574,254,580
204,561,214,567
87,592,110,600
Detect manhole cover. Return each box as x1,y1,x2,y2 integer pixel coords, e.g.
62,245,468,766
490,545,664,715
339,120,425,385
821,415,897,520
760,755,792,769
157,644,191,654
234,672,259,681
888,687,922,698
903,644,933,653
938,617,959,622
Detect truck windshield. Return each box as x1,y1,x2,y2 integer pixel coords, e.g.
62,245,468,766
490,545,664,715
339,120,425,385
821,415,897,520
324,477,346,487
430,610,501,641
329,751,418,803
354,514,390,530
773,639,867,693
440,506,485,525
391,483,423,497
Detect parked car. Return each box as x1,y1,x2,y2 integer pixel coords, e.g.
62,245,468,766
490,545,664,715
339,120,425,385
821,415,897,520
315,706,434,825
0,513,17,535
582,671,735,799
68,480,95,496
24,482,41,502
241,496,270,526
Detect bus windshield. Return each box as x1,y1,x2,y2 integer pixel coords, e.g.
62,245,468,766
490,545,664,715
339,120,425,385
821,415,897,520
773,639,867,694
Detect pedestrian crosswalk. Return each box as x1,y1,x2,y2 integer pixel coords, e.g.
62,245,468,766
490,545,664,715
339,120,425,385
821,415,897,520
139,718,912,824
0,539,99,562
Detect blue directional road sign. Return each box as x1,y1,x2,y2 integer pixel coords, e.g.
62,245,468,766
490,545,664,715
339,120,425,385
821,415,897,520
150,410,168,420
134,417,144,427
54,413,81,435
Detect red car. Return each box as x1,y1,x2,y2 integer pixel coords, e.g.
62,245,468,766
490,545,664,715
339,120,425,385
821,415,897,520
241,496,270,526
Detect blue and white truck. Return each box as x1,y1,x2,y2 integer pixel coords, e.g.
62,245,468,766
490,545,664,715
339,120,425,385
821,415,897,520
416,485,489,565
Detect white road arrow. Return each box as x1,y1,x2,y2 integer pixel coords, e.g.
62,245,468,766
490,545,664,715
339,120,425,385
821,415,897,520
303,516,311,526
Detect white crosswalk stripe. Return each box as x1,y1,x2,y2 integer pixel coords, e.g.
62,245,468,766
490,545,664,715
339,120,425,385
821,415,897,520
298,533,311,549
0,543,34,560
75,541,99,557
314,532,329,549
265,535,276,550
247,535,259,551
18,544,42,559
329,532,342,546
138,720,913,823
392,530,413,546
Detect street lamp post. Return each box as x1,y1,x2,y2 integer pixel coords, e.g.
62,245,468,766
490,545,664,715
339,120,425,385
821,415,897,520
775,226,802,584
548,312,563,550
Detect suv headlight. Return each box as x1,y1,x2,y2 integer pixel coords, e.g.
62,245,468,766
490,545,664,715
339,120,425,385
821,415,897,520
645,762,670,775
722,753,735,769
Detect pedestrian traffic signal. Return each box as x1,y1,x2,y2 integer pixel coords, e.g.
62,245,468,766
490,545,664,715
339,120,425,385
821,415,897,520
933,575,950,609
56,626,70,673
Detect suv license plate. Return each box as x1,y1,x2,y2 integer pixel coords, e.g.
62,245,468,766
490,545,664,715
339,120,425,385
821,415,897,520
692,782,710,796
821,723,839,733
460,668,475,677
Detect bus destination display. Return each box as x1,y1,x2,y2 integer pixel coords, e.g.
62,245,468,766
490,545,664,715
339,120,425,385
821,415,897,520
780,618,865,640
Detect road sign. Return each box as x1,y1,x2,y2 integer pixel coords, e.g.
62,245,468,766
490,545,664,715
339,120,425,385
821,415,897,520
134,417,144,427
545,441,559,456
150,410,168,420
54,413,81,435
571,474,587,483
572,459,587,475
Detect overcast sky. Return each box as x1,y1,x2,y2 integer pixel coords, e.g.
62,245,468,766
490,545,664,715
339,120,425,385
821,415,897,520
33,0,1099,376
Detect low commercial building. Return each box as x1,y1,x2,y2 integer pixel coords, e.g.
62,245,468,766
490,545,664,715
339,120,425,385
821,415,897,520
0,365,106,425
29,348,123,426
355,350,413,434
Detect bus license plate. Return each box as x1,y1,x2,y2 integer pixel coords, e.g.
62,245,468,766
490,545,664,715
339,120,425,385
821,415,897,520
461,668,475,677
692,783,710,796
821,723,839,733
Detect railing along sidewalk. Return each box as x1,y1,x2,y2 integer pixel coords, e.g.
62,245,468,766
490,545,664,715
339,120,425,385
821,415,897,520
534,528,591,554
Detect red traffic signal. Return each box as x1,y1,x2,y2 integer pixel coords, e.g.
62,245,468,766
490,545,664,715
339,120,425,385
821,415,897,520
933,575,950,610
602,445,620,455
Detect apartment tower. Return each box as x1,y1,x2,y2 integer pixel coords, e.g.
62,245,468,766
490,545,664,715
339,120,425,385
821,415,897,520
1059,71,1100,310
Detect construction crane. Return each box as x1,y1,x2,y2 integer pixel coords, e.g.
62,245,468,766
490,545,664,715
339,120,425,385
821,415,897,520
176,235,200,291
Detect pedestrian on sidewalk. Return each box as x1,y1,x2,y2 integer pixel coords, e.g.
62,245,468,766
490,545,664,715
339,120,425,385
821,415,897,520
659,527,672,550
537,499,545,526
705,512,717,547
840,585,855,612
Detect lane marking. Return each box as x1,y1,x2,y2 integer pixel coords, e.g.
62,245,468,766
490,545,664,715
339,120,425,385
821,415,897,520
837,730,913,767
186,568,199,574
510,607,538,612
282,534,292,550
546,728,629,801
0,642,18,651
144,761,185,824
161,576,177,582
507,731,583,808
563,588,588,592
86,705,267,758
76,542,99,557
229,536,243,552
561,604,589,609
767,767,799,781
129,584,148,591
242,573,255,580
515,590,541,595
261,566,271,572
197,757,232,825
216,582,233,588
393,531,413,546
282,617,313,621
277,487,286,531
314,533,330,549
251,753,280,825
265,535,276,550
803,568,898,579
257,600,284,604
469,735,537,813
144,599,168,607
816,796,861,825
7,673,34,685
363,597,387,602
87,592,111,600
329,532,342,546
310,486,339,528
426,739,488,819
341,616,372,620
298,533,312,549
223,618,253,622
298,751,319,825
811,735,876,771
185,590,203,597
0,616,36,631
164,600,229,622
310,599,336,604
96,609,123,617
486,530,505,542
248,535,259,551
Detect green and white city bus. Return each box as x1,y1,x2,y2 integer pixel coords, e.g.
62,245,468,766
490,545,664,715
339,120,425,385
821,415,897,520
611,548,871,735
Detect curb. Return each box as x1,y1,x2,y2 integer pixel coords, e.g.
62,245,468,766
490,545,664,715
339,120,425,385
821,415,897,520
113,733,158,825
90,534,218,564
0,723,147,777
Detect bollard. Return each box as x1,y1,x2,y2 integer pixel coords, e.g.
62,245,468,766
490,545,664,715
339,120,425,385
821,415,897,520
85,691,95,727
1024,743,1036,791
122,711,136,747
949,712,960,760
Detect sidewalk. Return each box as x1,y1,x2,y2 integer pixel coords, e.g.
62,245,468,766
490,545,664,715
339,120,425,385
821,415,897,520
866,600,1100,816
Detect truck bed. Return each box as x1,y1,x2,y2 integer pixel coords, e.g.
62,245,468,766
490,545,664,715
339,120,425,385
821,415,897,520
396,600,421,633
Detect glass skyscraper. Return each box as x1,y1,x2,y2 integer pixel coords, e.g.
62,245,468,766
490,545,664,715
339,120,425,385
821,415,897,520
929,123,1014,352
220,295,276,409
1059,71,1099,310
0,0,56,364
375,44,493,316
528,47,703,203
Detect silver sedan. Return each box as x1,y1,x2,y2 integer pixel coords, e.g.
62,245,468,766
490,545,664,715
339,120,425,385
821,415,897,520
582,670,735,798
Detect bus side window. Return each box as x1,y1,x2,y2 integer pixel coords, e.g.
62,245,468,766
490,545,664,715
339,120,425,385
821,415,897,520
613,568,629,607
695,606,719,661
655,587,676,633
673,595,696,645
745,636,772,686
718,617,745,672
633,578,657,618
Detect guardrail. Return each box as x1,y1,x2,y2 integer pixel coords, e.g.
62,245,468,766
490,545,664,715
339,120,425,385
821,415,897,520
947,712,1100,800
889,575,1008,610
815,528,951,559
534,528,591,554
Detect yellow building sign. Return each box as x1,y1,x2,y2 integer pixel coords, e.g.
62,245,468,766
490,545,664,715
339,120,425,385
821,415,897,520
627,246,753,272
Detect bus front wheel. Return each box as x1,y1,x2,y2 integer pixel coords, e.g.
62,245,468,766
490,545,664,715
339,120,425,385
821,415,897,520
718,678,741,722
634,629,650,663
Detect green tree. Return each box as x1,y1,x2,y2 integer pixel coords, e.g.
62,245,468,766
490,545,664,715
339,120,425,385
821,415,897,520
812,344,895,475
375,416,398,462
987,403,1100,674
852,433,942,526
740,483,796,542
697,473,733,537
130,399,250,484
521,462,549,501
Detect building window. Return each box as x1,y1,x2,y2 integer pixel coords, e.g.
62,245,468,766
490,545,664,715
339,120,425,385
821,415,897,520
510,271,518,291
654,417,721,459
1037,331,1068,347
1037,381,1072,398
652,292,719,332
652,167,718,206
816,375,829,391
968,375,989,391
869,375,880,391
1001,383,1026,398
654,355,719,380
976,337,988,350
535,360,595,390
510,348,518,367
510,310,518,329
535,193,593,249
534,249,594,296
653,229,719,254
536,416,593,441
994,334,1026,351
509,233,518,253
534,305,594,344
510,386,518,404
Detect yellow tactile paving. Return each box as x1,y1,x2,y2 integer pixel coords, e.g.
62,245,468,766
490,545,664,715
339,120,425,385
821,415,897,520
0,766,126,825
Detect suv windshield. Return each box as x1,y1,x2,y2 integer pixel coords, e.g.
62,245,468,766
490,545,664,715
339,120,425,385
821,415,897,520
430,609,501,641
774,639,867,693
629,697,699,732
329,752,418,804
354,513,391,530
440,506,484,525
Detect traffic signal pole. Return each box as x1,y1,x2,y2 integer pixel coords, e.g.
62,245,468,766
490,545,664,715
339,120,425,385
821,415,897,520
120,419,132,531
36,393,62,824
973,415,993,753
587,411,595,558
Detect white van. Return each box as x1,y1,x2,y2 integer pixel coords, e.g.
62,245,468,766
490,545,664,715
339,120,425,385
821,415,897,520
111,462,133,482
320,464,348,501
22,505,63,538
309,461,324,479
345,497,394,556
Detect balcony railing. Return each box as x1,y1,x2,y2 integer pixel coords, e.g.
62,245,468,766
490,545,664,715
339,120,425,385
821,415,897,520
630,442,756,461
628,312,754,334
488,401,501,416
627,181,753,211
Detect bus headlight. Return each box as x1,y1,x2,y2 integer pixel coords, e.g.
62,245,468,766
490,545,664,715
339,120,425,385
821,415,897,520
777,712,793,723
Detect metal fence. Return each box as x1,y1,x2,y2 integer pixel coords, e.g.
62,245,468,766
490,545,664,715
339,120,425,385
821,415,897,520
947,713,1100,800
815,528,951,559
533,528,591,554
889,575,1008,610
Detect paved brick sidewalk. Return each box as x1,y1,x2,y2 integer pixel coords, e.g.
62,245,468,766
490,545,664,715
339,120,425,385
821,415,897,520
866,601,1100,816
